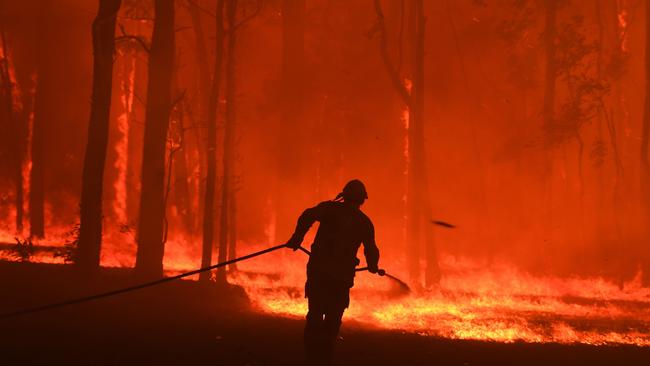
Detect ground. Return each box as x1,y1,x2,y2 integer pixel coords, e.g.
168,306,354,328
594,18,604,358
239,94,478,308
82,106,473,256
0,261,648,366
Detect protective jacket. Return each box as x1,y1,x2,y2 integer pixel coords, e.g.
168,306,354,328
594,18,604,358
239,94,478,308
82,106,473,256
288,200,380,288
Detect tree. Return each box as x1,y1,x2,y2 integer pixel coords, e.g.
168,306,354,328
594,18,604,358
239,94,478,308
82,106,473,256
372,0,438,286
76,0,122,271
187,0,211,233
199,0,225,282
136,0,175,279
542,0,557,136
641,0,650,283
29,6,49,239
216,0,238,283
275,0,306,240
188,1,209,237
642,0,650,209
0,26,25,234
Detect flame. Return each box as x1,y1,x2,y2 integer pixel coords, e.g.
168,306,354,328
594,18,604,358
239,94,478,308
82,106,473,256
229,248,650,346
0,230,648,346
616,0,628,53
0,40,23,112
22,89,34,235
112,55,136,223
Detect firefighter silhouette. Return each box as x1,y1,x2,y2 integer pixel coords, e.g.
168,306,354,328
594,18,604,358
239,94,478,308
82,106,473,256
285,179,380,365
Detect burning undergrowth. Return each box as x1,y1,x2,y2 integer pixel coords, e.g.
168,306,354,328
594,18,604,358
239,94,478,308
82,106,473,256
1,230,649,347
229,244,650,346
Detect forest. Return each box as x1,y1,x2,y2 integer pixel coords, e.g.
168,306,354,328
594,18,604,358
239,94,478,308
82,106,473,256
0,0,650,365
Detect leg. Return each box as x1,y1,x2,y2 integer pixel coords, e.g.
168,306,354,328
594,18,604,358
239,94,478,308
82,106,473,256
320,307,345,365
305,297,325,365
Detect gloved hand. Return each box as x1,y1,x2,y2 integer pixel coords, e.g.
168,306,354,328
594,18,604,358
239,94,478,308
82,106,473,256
368,264,379,274
284,236,302,251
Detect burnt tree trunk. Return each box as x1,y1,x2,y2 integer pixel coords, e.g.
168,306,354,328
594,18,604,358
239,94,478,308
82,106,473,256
276,0,306,240
642,0,650,209
170,70,193,235
410,0,439,287
539,0,557,266
373,0,438,286
607,0,625,247
136,0,175,279
404,0,422,285
227,185,237,268
199,0,225,282
77,0,121,271
172,131,193,234
0,28,25,234
543,0,557,141
594,0,607,245
216,0,237,283
640,0,650,283
188,0,210,233
29,9,50,239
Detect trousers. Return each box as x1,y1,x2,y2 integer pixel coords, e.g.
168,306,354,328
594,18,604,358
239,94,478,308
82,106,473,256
304,276,350,366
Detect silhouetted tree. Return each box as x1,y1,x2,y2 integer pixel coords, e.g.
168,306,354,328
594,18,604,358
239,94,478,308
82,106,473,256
216,0,238,282
200,0,225,282
642,0,650,210
77,0,122,271
188,0,210,233
136,0,175,279
542,0,557,136
641,0,650,283
29,7,49,238
0,27,25,234
372,0,439,286
275,0,306,240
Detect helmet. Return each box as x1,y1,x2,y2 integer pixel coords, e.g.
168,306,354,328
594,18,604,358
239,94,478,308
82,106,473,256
336,179,368,203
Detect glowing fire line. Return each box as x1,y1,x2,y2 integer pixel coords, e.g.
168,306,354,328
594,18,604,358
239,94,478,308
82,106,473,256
0,231,648,347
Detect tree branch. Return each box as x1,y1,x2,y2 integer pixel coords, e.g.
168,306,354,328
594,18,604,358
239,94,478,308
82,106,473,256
229,0,262,33
372,0,411,106
186,0,216,18
116,23,150,52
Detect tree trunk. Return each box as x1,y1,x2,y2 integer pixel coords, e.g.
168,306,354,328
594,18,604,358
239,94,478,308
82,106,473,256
538,0,557,267
594,0,608,246
543,0,557,134
29,9,50,239
199,0,225,282
0,28,25,235
227,187,237,269
77,0,121,271
188,0,210,233
276,0,306,240
640,0,650,283
642,0,650,207
135,0,175,279
216,0,237,283
406,0,429,286
172,130,193,234
170,71,193,235
410,0,439,287
373,0,434,285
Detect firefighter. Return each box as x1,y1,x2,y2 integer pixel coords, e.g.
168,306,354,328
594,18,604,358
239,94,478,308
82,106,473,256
285,179,380,365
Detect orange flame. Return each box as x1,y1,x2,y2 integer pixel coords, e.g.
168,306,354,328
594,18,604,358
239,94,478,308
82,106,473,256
112,56,136,223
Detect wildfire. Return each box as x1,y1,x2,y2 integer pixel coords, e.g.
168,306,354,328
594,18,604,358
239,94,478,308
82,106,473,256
0,229,648,347
112,55,136,224
617,0,628,53
226,243,650,346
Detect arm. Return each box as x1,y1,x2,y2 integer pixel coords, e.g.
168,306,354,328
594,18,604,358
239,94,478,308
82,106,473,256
285,203,326,250
363,222,380,273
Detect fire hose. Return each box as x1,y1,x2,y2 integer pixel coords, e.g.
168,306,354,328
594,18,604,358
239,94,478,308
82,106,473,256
0,243,407,320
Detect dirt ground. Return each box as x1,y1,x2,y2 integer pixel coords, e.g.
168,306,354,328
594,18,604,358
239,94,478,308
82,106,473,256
0,261,648,366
